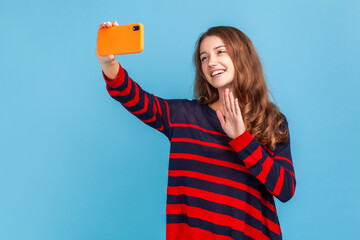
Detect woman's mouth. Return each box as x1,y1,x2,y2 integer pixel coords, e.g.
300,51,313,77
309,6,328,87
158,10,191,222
211,70,226,78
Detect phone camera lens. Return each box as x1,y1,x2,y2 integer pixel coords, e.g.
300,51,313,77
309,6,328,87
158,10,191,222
132,26,140,31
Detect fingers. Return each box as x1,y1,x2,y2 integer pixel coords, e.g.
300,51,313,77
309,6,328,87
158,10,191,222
229,90,235,114
99,21,119,28
223,88,240,117
223,88,230,114
235,98,240,115
226,89,231,113
223,88,234,115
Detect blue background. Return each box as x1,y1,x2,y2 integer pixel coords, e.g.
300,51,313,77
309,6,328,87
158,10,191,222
1,0,359,239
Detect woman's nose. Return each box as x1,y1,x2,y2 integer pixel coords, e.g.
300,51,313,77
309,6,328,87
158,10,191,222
208,55,217,66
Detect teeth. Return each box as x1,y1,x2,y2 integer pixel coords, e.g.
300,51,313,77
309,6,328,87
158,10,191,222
211,70,225,77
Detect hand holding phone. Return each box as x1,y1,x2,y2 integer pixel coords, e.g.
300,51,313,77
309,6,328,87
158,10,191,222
96,21,118,64
96,22,144,57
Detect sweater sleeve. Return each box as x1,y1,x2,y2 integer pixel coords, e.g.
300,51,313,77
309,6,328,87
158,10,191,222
103,62,182,140
228,119,296,202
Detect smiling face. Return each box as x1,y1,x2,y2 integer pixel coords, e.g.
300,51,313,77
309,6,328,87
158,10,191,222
199,35,235,91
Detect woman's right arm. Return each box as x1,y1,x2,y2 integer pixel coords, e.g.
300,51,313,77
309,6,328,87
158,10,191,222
96,21,183,140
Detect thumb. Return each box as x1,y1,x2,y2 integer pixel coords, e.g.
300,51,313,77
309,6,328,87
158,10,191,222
216,110,226,127
98,54,116,64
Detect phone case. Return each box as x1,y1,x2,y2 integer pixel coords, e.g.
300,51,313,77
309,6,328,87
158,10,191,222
97,23,144,56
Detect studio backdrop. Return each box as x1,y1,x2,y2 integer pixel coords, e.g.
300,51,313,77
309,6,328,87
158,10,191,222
1,0,359,239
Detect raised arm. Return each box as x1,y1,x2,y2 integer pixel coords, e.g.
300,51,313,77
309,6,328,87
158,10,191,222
96,21,183,140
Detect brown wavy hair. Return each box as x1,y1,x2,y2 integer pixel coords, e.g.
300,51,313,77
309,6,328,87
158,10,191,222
193,26,288,151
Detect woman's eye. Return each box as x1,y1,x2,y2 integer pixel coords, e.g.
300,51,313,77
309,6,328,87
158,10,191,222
201,57,207,62
218,50,226,54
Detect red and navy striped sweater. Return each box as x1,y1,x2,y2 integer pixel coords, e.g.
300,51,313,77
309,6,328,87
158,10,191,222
103,62,296,240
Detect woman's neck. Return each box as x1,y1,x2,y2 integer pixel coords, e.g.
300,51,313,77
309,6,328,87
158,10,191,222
208,101,223,113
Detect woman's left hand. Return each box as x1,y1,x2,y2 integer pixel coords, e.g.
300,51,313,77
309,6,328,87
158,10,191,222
216,88,246,139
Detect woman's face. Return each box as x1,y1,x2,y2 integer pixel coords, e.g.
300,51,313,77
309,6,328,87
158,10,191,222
200,36,235,91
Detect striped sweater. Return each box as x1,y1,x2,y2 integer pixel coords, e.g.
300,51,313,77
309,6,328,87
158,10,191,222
103,62,296,240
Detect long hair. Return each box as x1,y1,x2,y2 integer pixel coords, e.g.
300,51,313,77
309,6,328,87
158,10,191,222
193,26,288,151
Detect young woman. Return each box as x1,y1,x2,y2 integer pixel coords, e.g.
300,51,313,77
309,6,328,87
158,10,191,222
96,21,296,240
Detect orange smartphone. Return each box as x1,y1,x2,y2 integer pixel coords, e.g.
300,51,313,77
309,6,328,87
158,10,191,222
97,23,144,56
